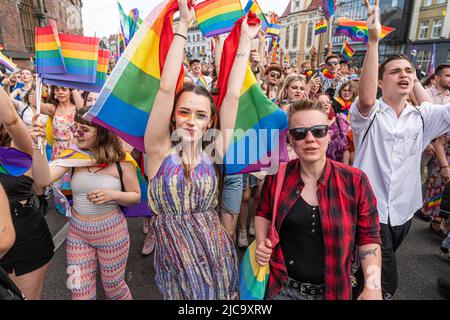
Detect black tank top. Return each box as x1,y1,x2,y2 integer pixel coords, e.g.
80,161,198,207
0,173,34,203
279,196,325,284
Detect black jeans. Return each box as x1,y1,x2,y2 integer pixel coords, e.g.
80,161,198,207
380,218,413,300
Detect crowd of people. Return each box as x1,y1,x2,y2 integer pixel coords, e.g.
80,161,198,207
0,0,449,301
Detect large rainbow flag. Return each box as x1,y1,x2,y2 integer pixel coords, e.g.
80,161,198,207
214,12,288,174
42,34,99,84
35,20,65,74
243,0,269,32
85,0,185,152
336,18,395,44
0,147,32,177
43,49,110,93
50,146,151,217
0,51,17,72
195,0,244,38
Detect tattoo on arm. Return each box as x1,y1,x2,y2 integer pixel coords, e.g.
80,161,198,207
235,52,248,59
359,248,378,261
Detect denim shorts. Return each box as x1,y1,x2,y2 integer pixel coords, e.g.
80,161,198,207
242,174,258,191
221,174,243,215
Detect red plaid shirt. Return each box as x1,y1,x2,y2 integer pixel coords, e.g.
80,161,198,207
256,158,381,300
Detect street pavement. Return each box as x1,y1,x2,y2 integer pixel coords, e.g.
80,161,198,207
42,199,449,300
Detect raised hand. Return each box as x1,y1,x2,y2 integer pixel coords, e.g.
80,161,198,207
178,0,195,27
364,0,381,43
29,114,46,144
240,15,261,42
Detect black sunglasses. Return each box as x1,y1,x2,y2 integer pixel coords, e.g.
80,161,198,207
327,61,339,66
289,125,329,141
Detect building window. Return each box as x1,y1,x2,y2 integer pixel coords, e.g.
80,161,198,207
436,0,446,4
416,50,432,72
423,0,432,6
431,19,443,38
306,22,313,48
293,24,298,48
294,0,300,10
419,21,429,39
286,26,290,49
446,50,450,63
18,0,37,52
391,0,398,7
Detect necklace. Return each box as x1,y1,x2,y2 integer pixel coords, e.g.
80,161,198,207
87,163,108,174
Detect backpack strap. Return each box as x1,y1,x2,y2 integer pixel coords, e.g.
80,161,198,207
116,162,125,192
360,112,377,147
415,107,425,133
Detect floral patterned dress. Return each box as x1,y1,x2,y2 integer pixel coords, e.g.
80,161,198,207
51,112,75,159
326,114,351,163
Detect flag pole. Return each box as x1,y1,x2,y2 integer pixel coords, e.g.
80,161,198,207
36,75,44,155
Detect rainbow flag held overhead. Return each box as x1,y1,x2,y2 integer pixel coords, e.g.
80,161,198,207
85,0,185,152
195,0,244,38
50,146,151,217
43,49,110,93
336,18,395,44
341,41,355,62
42,34,100,84
243,0,269,32
266,23,281,37
323,0,336,18
129,8,143,41
214,12,288,174
315,20,327,35
0,147,32,177
0,51,17,72
35,20,65,74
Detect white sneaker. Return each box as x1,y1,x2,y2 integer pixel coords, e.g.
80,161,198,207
248,221,255,236
238,229,249,248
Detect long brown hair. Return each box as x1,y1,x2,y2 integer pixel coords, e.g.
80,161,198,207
75,107,126,165
171,83,224,199
48,85,76,106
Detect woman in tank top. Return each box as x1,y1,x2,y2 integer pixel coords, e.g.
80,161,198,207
29,106,141,300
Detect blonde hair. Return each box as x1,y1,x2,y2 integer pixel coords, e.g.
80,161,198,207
288,99,327,127
278,74,307,102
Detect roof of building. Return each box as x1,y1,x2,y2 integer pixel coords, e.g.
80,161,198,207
280,0,323,18
281,1,292,18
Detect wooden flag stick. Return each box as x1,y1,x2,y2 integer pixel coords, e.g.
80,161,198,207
36,76,44,155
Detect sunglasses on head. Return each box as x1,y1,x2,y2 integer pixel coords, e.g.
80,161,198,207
289,125,329,141
269,72,281,78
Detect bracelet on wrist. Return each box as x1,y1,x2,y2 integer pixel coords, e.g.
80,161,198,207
174,33,187,41
32,140,47,150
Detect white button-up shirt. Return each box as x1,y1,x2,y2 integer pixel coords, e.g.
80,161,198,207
350,98,450,226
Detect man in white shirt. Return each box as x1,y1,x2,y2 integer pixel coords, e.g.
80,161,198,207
187,59,212,91
350,0,450,300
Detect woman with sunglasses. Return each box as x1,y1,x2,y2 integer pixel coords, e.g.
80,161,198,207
0,86,54,299
254,99,382,300
30,106,141,300
317,93,350,163
262,65,283,101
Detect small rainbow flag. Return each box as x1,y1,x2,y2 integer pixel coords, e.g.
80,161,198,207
426,194,443,209
341,41,355,62
315,20,327,35
35,20,65,74
336,18,395,44
267,23,281,37
0,147,32,177
85,0,185,152
214,12,288,174
243,0,269,32
42,34,99,84
304,69,314,77
322,68,335,79
42,49,110,93
0,51,17,72
323,0,336,19
195,0,244,38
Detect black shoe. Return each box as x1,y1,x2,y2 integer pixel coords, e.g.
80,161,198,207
437,277,450,298
415,209,432,222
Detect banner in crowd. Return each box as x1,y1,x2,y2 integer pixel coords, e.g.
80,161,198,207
85,0,184,152
195,0,244,38
335,18,395,44
214,12,288,174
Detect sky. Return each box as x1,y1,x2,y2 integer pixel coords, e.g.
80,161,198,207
82,0,291,38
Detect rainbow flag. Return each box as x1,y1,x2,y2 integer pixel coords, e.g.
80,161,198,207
50,146,151,217
0,147,32,177
243,0,269,32
195,0,244,38
35,20,65,74
129,8,143,42
336,18,395,44
0,51,17,72
118,32,126,56
341,41,355,62
315,20,327,35
322,68,335,79
118,1,131,46
42,34,99,84
426,194,442,209
85,0,185,152
323,0,336,18
214,12,288,174
43,49,109,93
240,240,270,299
266,23,281,37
